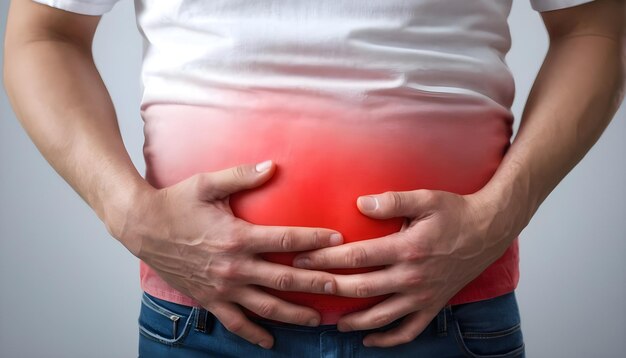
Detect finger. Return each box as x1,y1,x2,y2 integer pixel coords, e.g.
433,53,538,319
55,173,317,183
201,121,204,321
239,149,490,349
210,302,274,349
236,286,322,327
362,307,440,348
241,221,343,253
357,189,435,220
196,160,275,201
332,265,407,298
293,233,403,269
241,259,338,294
337,293,420,331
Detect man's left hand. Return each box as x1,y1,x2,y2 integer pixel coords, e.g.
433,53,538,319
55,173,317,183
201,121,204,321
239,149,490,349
292,189,518,348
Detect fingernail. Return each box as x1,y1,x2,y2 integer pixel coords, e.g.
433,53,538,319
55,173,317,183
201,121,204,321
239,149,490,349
330,233,343,245
293,258,310,268
258,341,272,349
308,318,320,326
324,281,334,294
358,196,379,211
255,160,272,173
362,338,373,347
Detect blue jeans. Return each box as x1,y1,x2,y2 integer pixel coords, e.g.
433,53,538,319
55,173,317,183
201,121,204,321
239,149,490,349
138,291,525,357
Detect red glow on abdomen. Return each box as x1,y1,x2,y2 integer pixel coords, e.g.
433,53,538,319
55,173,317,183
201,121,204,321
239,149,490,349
141,100,511,324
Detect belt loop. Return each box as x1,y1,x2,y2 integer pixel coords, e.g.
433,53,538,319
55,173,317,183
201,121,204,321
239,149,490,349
194,308,211,333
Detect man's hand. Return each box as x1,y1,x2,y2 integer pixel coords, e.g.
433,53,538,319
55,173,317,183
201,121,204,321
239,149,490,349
292,189,517,348
4,3,341,349
292,0,626,348
115,160,344,349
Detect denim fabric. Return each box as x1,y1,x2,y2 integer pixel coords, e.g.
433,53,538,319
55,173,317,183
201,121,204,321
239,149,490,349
138,290,525,358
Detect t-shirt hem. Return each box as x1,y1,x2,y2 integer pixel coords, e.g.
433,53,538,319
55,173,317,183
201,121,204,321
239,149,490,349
31,0,116,16
447,281,519,306
530,0,595,12
142,284,200,307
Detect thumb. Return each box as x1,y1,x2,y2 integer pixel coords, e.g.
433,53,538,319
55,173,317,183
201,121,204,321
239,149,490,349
356,190,432,219
196,159,275,201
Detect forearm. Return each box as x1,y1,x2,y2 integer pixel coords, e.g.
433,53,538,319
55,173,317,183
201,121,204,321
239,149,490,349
3,33,152,252
474,34,625,239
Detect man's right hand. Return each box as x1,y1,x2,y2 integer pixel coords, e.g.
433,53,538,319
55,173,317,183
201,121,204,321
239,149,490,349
114,160,343,349
4,1,339,350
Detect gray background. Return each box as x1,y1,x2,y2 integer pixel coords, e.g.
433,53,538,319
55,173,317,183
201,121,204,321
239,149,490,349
1,1,624,357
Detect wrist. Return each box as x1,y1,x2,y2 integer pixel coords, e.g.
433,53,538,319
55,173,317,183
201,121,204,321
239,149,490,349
100,176,156,256
468,166,535,242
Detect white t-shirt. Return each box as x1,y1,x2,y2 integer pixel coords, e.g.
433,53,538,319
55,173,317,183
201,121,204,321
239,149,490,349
30,0,596,314
33,0,596,119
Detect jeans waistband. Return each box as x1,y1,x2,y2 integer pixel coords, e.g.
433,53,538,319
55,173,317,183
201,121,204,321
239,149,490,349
191,303,454,337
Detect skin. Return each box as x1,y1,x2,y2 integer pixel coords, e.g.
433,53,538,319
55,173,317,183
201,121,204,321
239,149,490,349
3,0,345,350
3,0,624,351
292,0,626,348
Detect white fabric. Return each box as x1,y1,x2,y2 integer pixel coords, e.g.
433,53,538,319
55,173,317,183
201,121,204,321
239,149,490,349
32,0,119,15
31,0,597,118
530,0,595,12
30,0,599,16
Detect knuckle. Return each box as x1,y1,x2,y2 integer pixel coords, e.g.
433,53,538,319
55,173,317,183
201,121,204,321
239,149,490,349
216,222,247,252
237,222,260,248
390,191,404,212
214,260,241,281
257,301,278,318
345,246,368,268
416,239,435,257
372,313,394,326
194,174,212,194
290,310,311,325
420,189,438,208
406,237,435,260
417,291,434,304
355,282,372,297
279,230,294,251
312,274,331,293
310,230,322,248
274,272,294,290
402,245,424,262
306,275,321,292
404,271,425,287
310,278,322,293
234,165,248,181
223,317,246,334
398,331,417,344
221,235,245,254
213,280,233,296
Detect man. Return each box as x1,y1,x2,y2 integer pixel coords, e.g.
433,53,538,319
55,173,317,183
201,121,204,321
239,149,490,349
3,0,624,356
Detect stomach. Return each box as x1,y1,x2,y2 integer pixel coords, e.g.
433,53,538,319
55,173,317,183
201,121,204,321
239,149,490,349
141,99,512,324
